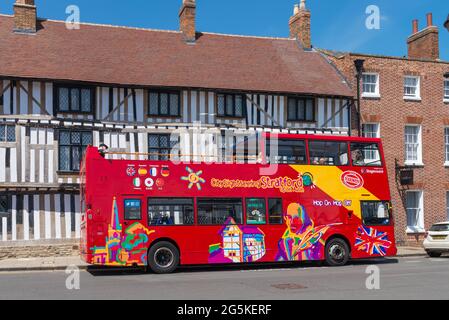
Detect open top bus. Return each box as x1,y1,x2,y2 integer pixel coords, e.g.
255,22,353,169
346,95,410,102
80,133,397,273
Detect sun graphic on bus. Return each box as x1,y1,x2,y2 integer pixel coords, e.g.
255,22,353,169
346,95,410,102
181,167,206,190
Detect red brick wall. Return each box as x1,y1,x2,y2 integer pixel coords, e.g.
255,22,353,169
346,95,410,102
326,52,449,245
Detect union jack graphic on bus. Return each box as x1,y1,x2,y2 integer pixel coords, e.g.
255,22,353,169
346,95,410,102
355,226,392,256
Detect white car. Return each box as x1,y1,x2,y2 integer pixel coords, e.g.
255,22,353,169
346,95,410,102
423,222,449,257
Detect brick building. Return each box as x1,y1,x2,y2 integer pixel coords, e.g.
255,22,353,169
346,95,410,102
323,13,449,245
0,0,353,253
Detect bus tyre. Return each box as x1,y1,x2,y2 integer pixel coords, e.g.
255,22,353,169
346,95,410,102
148,241,179,274
325,238,350,267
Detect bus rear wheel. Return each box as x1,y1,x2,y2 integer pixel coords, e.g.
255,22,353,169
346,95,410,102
325,238,350,266
148,241,179,274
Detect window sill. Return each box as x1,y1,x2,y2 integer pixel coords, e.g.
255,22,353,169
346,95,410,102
444,99,449,104
403,96,422,102
286,120,317,124
406,227,426,234
404,162,424,167
57,171,80,176
362,93,381,99
216,115,246,120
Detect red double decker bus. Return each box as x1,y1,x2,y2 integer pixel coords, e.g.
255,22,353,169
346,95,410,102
80,133,397,273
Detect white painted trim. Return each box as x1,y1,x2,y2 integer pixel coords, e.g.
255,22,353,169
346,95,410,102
33,195,40,240
55,194,62,240
44,194,52,240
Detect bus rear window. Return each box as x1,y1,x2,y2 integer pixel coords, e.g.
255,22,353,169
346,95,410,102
351,143,382,167
309,141,349,166
198,198,243,225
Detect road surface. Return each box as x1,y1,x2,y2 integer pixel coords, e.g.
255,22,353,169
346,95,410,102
0,256,448,300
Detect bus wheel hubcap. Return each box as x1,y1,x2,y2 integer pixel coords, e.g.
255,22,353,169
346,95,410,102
154,248,174,268
329,244,345,261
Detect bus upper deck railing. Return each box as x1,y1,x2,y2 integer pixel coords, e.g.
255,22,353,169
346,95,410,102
103,151,261,162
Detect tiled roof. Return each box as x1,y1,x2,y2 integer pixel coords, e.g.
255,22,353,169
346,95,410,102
0,15,353,97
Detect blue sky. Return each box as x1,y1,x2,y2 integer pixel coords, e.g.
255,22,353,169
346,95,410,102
3,0,449,60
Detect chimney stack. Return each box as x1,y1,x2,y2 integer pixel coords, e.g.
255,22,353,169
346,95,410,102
289,0,311,49
179,0,196,43
13,0,37,33
407,13,439,61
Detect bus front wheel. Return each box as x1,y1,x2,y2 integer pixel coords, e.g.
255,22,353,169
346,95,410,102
325,238,350,266
147,241,179,274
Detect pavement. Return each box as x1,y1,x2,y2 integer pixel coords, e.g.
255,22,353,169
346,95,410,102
0,246,427,272
0,255,448,300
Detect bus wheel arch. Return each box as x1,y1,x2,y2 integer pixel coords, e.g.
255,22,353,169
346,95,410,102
324,234,351,267
147,238,180,274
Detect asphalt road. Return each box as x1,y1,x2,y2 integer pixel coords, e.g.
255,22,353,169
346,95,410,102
0,256,448,300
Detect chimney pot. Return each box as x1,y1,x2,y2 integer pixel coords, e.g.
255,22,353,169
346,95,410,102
293,4,300,15
412,19,419,34
426,13,433,27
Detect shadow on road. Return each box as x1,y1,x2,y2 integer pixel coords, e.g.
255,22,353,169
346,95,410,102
86,257,399,277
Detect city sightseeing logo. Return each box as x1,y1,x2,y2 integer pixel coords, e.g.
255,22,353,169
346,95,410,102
211,175,305,194
341,171,364,190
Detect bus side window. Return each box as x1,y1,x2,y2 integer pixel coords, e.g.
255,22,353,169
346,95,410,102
246,198,267,225
268,199,283,224
309,141,349,166
124,199,142,220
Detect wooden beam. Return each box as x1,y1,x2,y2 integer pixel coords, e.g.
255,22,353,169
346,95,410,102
102,90,134,121
247,95,281,127
18,82,51,116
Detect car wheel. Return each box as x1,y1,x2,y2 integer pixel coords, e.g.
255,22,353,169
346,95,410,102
325,238,350,266
148,241,179,274
427,252,442,258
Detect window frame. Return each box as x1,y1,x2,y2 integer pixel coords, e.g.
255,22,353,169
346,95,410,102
266,138,308,165
350,142,383,167
405,190,425,234
308,140,349,166
216,93,246,118
361,73,380,98
148,90,181,117
148,133,180,161
362,123,380,139
444,79,449,102
54,84,95,114
287,97,316,122
445,127,449,166
268,198,283,225
0,195,10,215
147,198,195,226
58,130,93,173
197,198,244,226
124,199,142,221
245,198,267,225
404,125,423,166
360,200,392,226
0,125,16,143
403,75,421,100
